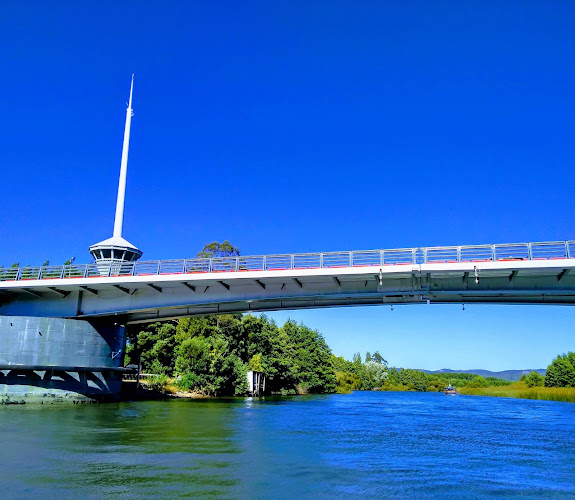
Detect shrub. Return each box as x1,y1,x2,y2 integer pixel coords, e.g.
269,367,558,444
335,371,362,393
525,371,545,388
466,375,488,388
147,373,169,393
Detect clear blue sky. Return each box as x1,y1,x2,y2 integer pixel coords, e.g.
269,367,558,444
1,2,573,370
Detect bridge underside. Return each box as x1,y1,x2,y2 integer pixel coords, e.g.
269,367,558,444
0,316,128,403
1,260,574,324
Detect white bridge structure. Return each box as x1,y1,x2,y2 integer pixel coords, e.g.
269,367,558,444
1,77,574,402
1,240,574,324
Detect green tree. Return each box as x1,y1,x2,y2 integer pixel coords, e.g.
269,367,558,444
545,353,575,388
245,314,296,393
372,351,387,365
335,371,362,393
196,241,240,258
249,353,263,372
363,361,389,389
281,320,335,394
466,375,488,388
525,371,545,388
125,321,178,374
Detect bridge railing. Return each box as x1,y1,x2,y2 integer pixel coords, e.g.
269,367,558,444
0,240,573,283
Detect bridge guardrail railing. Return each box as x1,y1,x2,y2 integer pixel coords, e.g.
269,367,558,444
0,240,573,283
531,241,571,260
459,245,494,262
351,250,383,267
382,248,416,265
322,251,351,268
493,243,530,261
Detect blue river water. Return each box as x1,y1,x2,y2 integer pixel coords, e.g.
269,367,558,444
0,391,574,499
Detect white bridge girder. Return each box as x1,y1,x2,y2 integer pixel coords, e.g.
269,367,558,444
0,259,574,323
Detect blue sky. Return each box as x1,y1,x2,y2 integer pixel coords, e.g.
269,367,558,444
1,2,574,370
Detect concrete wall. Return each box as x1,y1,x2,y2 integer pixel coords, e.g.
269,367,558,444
0,316,126,403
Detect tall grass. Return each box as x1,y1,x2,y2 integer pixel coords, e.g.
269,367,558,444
459,383,575,403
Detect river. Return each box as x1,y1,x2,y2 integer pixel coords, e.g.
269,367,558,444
0,391,574,498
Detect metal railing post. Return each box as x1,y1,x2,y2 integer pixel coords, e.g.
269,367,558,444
457,246,461,263
320,252,324,268
491,244,496,261
263,255,266,271
527,243,533,260
291,254,294,270
208,258,213,273
566,241,571,259
423,248,427,264
380,250,384,266
349,251,353,267
235,257,239,272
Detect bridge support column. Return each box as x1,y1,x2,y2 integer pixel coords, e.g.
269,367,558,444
0,316,128,404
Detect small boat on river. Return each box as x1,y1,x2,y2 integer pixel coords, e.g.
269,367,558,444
444,384,458,395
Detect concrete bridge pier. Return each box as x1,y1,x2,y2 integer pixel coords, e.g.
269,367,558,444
0,316,129,404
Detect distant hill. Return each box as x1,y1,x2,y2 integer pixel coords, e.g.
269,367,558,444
421,368,546,382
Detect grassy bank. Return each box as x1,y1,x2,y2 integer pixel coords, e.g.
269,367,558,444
459,383,575,403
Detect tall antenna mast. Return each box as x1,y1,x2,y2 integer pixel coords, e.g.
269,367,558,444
113,74,134,237
89,75,143,265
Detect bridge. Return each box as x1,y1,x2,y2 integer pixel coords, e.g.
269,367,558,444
1,240,574,324
2,77,573,403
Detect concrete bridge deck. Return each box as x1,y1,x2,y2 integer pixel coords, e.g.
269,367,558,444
0,240,574,323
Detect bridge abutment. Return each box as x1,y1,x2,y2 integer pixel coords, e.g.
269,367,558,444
0,316,128,404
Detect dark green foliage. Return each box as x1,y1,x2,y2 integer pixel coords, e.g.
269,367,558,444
545,352,575,388
385,368,428,391
281,320,335,394
125,320,178,374
127,314,335,396
372,351,387,365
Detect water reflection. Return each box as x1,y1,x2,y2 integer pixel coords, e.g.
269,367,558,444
0,393,574,498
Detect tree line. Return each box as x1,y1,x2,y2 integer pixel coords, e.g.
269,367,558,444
126,314,336,396
332,353,510,393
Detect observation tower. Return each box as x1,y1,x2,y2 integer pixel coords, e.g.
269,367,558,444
89,75,143,266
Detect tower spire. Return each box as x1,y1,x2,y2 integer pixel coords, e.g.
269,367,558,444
89,75,143,266
113,74,134,237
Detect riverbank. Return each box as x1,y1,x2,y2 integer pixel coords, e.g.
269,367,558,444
459,382,575,403
122,379,209,400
